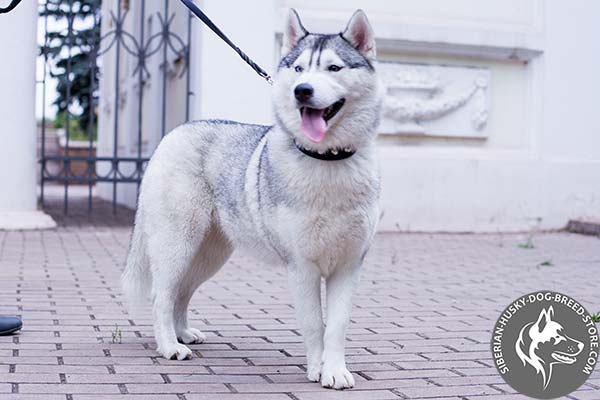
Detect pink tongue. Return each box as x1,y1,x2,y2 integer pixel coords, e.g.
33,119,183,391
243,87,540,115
301,108,326,143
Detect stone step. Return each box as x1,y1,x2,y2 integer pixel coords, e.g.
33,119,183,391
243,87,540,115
566,219,600,236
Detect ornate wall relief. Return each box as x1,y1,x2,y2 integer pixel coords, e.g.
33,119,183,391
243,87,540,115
379,62,491,138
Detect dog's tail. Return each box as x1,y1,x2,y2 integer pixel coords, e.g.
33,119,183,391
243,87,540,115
121,211,152,310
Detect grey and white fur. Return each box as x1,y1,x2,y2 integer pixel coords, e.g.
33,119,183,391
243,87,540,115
122,9,383,389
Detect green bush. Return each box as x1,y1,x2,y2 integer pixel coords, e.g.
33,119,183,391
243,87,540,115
54,111,97,141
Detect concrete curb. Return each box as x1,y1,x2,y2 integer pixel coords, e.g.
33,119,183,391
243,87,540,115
0,211,57,230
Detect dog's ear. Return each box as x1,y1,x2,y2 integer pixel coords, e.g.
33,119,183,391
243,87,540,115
282,9,307,56
535,307,551,333
342,10,376,60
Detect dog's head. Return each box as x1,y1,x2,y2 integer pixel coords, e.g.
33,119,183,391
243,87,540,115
515,306,584,389
273,9,383,151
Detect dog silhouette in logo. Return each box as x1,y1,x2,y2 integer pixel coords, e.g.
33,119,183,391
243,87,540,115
515,306,584,389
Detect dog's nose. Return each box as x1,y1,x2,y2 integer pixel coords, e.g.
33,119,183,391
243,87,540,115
294,83,314,102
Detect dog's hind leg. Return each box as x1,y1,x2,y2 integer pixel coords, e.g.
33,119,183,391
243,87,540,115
174,225,233,344
145,187,216,360
147,230,202,360
173,286,204,345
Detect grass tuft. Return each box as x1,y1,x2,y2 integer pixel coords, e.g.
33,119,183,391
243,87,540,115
536,260,554,267
518,237,535,249
111,323,122,344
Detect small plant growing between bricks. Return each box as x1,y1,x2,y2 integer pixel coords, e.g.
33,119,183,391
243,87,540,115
111,323,122,344
536,259,554,268
518,237,535,249
518,217,542,249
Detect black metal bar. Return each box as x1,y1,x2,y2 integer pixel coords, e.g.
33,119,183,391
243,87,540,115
185,8,192,121
40,0,49,209
44,177,149,184
136,0,146,196
42,156,150,184
43,156,150,162
112,0,123,215
64,0,74,215
161,0,169,137
87,6,99,214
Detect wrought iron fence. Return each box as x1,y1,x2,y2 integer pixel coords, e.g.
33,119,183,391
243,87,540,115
39,0,192,213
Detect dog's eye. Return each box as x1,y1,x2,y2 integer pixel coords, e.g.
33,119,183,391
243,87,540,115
294,65,304,73
553,335,564,344
328,65,343,72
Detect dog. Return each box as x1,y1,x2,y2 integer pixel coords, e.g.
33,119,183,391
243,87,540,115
515,306,584,389
122,8,382,389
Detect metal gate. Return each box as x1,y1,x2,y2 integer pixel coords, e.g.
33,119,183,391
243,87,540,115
39,0,193,213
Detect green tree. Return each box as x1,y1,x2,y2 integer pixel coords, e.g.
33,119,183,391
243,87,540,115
40,0,101,139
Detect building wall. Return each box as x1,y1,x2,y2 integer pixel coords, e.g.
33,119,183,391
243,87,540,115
98,0,600,232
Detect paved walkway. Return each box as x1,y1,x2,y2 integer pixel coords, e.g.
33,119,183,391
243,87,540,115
0,196,599,399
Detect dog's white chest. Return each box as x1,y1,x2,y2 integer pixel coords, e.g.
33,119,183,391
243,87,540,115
274,202,376,274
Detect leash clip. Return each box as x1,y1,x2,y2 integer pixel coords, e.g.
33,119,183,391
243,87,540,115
181,0,274,87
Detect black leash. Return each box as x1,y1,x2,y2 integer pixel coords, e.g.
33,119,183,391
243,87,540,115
0,0,23,14
179,0,273,85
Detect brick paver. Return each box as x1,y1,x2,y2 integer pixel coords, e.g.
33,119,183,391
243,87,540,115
0,192,599,399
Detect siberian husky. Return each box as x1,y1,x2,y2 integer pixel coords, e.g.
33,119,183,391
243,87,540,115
122,8,382,389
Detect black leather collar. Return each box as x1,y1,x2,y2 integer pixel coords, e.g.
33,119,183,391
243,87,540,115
294,141,356,161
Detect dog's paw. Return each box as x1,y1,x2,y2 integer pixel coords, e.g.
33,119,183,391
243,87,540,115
307,364,321,382
177,327,206,344
157,343,193,360
321,363,354,389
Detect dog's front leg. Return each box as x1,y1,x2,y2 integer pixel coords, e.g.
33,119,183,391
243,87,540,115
321,264,360,389
287,261,324,382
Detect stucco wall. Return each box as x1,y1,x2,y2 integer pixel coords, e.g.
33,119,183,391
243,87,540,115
98,0,600,232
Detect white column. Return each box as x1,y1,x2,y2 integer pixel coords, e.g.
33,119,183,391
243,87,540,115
0,1,55,229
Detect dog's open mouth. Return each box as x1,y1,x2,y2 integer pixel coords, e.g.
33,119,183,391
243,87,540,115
552,351,577,364
299,99,345,143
